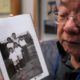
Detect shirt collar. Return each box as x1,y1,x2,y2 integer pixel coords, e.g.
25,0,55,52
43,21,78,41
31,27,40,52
57,41,74,70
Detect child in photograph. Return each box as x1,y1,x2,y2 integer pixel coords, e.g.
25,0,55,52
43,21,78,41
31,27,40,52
8,47,19,72
6,37,14,49
11,33,19,44
14,42,24,70
24,32,34,45
18,36,28,53
18,36,30,62
18,36,27,48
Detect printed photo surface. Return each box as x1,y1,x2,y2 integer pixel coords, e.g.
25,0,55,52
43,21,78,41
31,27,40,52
0,14,49,80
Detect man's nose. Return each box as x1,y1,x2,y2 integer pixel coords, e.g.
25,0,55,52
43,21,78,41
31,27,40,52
63,17,79,34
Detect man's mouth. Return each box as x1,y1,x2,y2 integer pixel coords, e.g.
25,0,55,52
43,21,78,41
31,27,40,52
63,40,80,45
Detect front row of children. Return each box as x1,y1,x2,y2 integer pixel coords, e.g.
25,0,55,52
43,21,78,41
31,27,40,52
8,42,24,73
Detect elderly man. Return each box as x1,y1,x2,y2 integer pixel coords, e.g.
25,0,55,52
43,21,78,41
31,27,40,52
41,0,80,80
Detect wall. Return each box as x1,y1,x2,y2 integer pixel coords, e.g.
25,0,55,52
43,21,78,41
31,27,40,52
41,0,58,41
0,0,34,18
22,0,33,18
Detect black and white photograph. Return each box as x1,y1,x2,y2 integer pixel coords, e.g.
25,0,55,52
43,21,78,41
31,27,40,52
0,14,49,80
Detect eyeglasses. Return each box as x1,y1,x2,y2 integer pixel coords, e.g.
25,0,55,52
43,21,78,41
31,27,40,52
57,11,80,27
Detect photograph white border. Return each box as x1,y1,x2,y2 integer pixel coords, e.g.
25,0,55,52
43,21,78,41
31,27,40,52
0,14,49,80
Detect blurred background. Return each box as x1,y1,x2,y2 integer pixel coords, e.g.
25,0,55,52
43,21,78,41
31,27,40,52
0,0,60,41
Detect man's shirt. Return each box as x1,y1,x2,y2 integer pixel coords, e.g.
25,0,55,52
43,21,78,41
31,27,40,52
41,40,80,80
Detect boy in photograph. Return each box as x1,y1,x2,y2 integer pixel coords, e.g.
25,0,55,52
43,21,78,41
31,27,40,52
18,36,27,48
14,42,24,70
18,36,30,62
8,47,19,72
7,37,14,49
11,33,19,44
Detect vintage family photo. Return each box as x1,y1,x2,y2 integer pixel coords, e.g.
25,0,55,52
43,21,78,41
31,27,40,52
0,14,49,80
0,32,43,80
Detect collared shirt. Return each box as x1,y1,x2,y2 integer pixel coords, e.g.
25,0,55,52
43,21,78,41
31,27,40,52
56,41,80,80
18,39,27,47
41,40,80,80
7,42,14,49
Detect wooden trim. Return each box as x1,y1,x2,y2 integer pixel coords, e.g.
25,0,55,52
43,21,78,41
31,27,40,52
33,0,42,39
10,0,21,15
33,0,37,28
38,0,42,39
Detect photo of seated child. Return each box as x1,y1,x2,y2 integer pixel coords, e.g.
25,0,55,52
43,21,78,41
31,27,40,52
0,31,43,80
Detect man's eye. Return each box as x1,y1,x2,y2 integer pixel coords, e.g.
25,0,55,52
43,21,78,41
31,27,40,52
59,14,67,18
58,13,68,21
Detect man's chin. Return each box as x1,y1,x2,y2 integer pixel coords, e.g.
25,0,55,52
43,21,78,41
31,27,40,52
64,47,80,62
63,43,80,55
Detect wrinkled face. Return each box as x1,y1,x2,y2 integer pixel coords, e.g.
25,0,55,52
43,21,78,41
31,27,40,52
57,0,80,56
